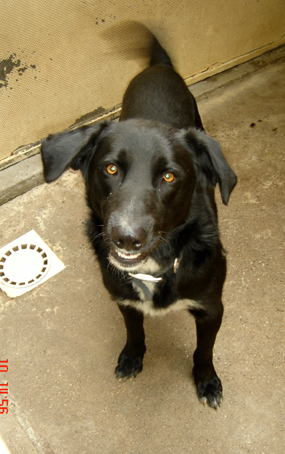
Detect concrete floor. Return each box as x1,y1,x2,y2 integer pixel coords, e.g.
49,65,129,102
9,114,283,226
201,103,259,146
0,48,284,454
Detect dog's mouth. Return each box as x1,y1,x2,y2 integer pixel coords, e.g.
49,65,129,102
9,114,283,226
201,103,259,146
109,247,148,270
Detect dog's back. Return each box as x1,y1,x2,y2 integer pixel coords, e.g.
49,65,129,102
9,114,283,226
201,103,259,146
120,35,203,130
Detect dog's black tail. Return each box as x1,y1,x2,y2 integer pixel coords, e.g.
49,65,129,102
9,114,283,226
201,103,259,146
150,36,173,68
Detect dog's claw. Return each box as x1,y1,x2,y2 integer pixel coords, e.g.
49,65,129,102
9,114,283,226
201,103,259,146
195,374,223,409
200,391,222,410
115,354,143,379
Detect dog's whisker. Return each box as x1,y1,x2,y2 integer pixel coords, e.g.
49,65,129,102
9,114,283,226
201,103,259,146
90,231,104,242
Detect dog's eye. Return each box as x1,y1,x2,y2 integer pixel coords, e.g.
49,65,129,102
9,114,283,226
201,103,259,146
163,172,175,183
106,164,118,175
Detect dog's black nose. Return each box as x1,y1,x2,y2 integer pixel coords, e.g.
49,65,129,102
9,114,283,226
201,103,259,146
111,226,147,251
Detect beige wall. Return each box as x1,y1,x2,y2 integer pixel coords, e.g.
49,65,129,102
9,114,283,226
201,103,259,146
1,0,285,164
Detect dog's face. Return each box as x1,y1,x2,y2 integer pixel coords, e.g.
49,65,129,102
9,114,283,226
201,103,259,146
87,120,197,270
41,119,236,271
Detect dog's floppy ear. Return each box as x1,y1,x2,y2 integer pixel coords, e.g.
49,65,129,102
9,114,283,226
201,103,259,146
41,121,110,183
182,129,237,205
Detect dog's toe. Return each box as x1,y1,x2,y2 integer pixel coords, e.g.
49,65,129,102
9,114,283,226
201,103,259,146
115,353,143,379
194,371,223,409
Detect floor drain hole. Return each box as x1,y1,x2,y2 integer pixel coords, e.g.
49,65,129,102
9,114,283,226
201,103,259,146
0,241,52,288
0,230,65,297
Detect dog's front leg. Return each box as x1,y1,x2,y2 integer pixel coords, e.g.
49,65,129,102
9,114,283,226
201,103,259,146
191,303,223,409
115,304,146,379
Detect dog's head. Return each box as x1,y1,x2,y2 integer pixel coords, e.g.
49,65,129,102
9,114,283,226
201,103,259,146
41,120,236,270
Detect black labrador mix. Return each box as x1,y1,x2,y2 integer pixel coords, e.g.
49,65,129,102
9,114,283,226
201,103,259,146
41,33,236,409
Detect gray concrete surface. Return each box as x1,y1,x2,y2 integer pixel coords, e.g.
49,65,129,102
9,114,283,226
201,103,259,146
0,154,44,206
0,48,284,454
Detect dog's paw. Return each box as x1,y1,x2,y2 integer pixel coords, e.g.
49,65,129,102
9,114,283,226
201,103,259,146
115,353,143,379
193,369,223,409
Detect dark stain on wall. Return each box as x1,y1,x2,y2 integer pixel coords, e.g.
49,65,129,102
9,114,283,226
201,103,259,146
0,53,36,89
71,106,106,127
0,54,21,88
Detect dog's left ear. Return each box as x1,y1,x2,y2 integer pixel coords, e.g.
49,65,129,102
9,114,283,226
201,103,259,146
41,121,110,183
182,129,237,205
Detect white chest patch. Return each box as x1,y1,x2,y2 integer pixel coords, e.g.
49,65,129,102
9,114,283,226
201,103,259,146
119,298,202,317
128,257,162,301
131,278,157,301
121,256,202,316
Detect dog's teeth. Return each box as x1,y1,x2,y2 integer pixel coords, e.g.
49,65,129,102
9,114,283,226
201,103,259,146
117,251,141,259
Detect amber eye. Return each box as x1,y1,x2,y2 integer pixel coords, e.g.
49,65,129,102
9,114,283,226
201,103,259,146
106,164,118,175
163,172,175,183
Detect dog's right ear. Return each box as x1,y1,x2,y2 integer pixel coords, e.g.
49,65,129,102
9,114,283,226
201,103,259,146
41,121,110,183
180,129,237,205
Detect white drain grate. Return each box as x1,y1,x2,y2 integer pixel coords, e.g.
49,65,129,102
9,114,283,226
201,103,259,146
0,243,51,288
0,230,65,298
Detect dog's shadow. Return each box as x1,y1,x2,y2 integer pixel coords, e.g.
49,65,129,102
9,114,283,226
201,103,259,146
101,20,156,62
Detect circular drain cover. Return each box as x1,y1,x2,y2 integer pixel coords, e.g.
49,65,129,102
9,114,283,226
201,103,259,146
0,243,51,288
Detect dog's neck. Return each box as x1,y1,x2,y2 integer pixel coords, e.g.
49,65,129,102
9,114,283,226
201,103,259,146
129,257,179,282
128,257,180,301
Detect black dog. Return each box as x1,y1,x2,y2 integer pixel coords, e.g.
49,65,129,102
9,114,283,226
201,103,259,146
41,33,236,409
